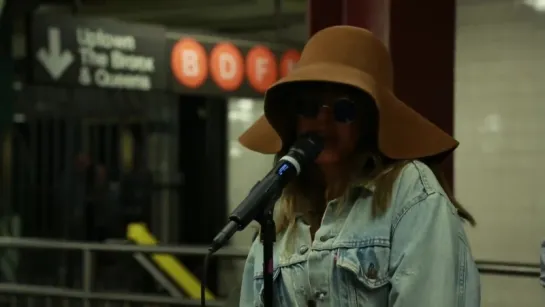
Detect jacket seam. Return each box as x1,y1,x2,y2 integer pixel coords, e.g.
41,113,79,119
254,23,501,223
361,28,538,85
391,192,435,234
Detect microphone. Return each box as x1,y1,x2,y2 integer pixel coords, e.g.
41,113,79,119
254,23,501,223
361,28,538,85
209,133,324,253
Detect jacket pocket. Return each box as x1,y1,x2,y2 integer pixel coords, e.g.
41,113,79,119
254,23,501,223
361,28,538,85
335,245,391,305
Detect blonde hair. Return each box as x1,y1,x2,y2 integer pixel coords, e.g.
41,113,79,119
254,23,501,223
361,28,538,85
274,151,475,236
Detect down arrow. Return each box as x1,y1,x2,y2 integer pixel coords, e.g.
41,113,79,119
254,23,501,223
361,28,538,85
36,27,74,80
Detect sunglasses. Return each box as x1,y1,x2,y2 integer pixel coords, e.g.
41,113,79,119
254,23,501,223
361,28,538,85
295,97,357,123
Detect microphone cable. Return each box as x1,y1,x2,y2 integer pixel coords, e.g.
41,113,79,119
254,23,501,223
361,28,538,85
201,249,213,307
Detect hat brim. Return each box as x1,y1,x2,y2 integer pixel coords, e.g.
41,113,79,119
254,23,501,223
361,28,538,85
239,63,458,160
238,115,282,154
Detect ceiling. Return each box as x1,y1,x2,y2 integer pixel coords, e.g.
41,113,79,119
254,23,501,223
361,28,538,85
34,0,309,43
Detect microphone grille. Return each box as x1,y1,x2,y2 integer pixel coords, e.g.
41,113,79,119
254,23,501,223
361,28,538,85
293,133,324,161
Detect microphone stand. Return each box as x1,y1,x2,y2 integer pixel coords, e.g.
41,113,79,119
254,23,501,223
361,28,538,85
209,135,324,307
258,208,276,307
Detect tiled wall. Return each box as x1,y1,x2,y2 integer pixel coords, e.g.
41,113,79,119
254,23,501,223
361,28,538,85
455,1,545,305
227,97,272,247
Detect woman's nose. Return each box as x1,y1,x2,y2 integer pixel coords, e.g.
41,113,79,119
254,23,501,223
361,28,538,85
316,105,334,123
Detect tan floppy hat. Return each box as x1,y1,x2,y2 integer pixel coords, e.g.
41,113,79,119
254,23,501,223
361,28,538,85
239,25,458,161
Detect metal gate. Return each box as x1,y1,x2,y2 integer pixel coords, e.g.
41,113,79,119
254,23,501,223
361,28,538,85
0,85,181,292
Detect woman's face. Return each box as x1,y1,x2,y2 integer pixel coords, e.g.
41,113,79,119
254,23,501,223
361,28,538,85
295,87,363,165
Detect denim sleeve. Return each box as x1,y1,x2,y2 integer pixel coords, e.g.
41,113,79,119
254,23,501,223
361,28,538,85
539,241,545,287
239,238,259,306
388,193,481,307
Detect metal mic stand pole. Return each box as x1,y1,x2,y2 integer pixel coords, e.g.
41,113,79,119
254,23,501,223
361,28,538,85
259,209,276,307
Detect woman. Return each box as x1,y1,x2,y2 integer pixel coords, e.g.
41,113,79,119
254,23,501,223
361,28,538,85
237,26,480,306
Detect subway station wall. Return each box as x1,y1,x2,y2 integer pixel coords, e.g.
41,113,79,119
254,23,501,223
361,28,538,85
223,97,273,293
455,1,545,306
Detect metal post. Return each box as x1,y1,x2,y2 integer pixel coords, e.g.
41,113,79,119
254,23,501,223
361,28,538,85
82,249,92,307
273,0,283,41
0,0,14,143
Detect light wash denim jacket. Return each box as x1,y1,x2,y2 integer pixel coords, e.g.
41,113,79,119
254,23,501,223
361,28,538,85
239,161,481,306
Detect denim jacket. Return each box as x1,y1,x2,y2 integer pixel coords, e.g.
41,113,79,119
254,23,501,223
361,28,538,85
239,161,480,306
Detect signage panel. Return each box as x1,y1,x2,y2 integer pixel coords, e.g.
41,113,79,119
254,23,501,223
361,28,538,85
29,14,167,91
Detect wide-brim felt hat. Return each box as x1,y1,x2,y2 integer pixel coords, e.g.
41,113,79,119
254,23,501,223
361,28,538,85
239,25,458,161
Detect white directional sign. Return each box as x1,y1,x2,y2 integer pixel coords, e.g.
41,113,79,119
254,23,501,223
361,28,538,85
30,14,167,90
36,27,74,80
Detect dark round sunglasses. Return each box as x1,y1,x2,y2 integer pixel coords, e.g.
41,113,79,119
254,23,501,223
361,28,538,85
296,97,357,123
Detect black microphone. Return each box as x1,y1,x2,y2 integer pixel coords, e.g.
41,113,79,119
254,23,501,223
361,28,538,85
209,133,324,253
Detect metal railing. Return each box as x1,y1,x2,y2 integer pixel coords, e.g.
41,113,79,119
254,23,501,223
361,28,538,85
476,260,540,278
104,239,185,298
0,237,541,306
0,237,250,307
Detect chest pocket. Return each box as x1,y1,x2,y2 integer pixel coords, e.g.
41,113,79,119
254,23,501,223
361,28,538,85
335,244,391,305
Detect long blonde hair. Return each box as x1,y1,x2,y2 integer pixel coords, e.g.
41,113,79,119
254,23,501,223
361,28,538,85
274,151,475,235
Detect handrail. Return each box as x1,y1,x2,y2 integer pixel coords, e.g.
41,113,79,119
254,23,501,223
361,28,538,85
105,239,185,298
0,237,250,258
476,260,540,269
476,260,540,278
0,237,248,306
0,283,225,306
0,237,540,278
127,223,217,300
134,252,186,297
0,237,540,307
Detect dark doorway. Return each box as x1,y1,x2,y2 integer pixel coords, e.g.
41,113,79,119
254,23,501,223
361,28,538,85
177,95,227,294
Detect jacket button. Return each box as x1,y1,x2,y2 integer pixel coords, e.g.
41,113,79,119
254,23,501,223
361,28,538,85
319,235,328,242
299,245,309,254
315,291,327,300
366,263,378,279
